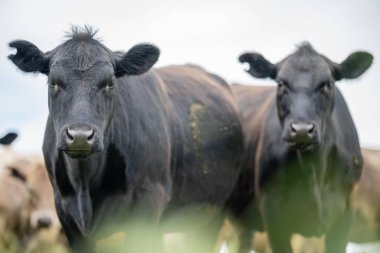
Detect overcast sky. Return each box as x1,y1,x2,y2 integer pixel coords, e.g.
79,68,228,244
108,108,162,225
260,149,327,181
0,0,379,154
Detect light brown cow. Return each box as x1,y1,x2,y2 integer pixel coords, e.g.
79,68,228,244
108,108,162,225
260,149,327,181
0,147,30,252
350,148,380,243
22,155,68,253
0,139,67,253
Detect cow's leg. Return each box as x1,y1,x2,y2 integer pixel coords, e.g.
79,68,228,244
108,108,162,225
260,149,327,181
263,199,292,253
235,201,264,253
234,226,253,253
55,202,95,253
123,219,164,253
68,235,96,253
185,211,225,253
123,182,167,253
266,223,291,253
325,208,352,253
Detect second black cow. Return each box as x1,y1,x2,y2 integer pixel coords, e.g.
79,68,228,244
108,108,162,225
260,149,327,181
8,27,244,253
231,43,373,253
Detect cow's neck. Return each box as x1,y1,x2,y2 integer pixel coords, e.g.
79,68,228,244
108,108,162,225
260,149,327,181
64,150,107,190
59,134,110,234
293,130,335,190
292,118,340,226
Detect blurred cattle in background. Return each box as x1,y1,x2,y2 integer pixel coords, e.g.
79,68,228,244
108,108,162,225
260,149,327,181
230,42,373,253
351,148,380,243
0,132,68,253
0,132,29,252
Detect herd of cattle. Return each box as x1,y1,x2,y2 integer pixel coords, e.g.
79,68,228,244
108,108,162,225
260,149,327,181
0,26,378,253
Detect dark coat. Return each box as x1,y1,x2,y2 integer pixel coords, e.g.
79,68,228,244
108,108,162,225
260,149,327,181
8,28,244,253
231,42,372,253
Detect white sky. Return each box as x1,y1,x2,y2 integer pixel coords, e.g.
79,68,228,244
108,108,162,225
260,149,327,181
0,0,379,154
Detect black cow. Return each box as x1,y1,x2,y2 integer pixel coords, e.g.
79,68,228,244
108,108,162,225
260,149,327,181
8,26,244,253
231,43,373,253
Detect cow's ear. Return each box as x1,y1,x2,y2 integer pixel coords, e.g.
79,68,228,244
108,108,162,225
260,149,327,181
239,52,276,79
115,43,160,78
8,40,50,75
334,51,373,80
0,132,18,145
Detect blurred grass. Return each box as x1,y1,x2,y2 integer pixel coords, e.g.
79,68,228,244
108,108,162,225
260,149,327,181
0,228,68,253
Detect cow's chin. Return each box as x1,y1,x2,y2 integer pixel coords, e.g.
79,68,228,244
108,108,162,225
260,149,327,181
286,141,319,152
64,149,95,159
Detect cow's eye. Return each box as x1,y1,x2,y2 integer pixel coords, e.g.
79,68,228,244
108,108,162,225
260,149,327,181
277,80,288,96
49,81,60,92
278,79,287,86
103,81,115,91
321,81,332,93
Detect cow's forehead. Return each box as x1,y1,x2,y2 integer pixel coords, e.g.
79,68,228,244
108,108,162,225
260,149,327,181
0,149,19,169
279,56,331,77
51,39,114,71
0,149,40,172
49,59,114,81
278,49,333,87
49,61,114,91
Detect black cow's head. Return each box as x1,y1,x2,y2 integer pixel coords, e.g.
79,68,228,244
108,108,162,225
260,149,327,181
240,42,372,151
9,26,160,158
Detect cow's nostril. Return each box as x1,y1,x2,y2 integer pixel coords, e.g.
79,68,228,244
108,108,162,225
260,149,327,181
66,128,74,141
290,123,297,133
308,124,315,134
87,129,95,141
62,125,101,158
37,217,52,229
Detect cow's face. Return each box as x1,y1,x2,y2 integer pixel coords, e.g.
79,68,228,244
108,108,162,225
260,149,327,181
239,42,372,151
9,27,159,158
274,49,337,150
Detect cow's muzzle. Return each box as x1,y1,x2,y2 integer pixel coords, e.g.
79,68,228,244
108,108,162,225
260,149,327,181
62,124,101,159
283,121,319,151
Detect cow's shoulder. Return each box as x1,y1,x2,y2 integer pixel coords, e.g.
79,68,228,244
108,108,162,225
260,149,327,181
156,64,229,92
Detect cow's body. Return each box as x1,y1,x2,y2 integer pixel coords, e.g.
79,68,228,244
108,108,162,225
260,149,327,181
42,64,243,242
8,28,244,253
231,43,372,253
